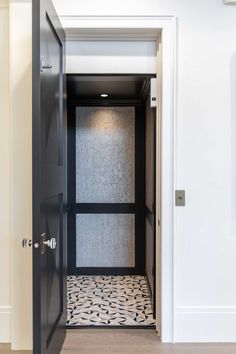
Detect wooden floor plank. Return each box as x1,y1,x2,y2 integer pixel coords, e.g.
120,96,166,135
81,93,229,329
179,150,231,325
2,329,236,354
0,343,31,354
61,329,236,354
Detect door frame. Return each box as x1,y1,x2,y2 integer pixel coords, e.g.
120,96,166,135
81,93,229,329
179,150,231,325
59,15,177,343
67,98,146,276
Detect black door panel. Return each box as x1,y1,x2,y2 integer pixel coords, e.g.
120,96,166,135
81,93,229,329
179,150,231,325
33,0,66,353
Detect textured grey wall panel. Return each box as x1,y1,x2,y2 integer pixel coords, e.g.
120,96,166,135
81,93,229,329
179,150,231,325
76,107,135,203
146,103,154,211
76,214,135,267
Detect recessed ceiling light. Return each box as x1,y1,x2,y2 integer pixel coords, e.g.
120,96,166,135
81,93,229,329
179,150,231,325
100,93,109,98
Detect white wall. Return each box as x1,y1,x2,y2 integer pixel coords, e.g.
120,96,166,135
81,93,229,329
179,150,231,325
9,0,32,350
0,1,33,348
0,0,11,343
66,40,157,73
52,0,236,343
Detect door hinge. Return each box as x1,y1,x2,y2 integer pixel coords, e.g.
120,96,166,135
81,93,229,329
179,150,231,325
40,56,52,72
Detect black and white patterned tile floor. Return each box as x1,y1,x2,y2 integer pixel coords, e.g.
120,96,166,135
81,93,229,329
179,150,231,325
67,275,156,327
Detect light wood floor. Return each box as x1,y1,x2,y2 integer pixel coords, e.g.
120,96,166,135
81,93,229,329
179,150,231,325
0,343,31,354
61,329,236,354
2,329,236,354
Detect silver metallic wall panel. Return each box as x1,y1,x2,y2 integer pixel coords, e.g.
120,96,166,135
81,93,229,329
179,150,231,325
76,107,135,203
76,214,135,267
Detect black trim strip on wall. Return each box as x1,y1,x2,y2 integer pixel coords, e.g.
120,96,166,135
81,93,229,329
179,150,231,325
153,107,157,319
75,203,135,214
66,325,155,330
66,73,156,79
67,104,77,274
135,105,146,274
73,267,144,276
68,99,144,107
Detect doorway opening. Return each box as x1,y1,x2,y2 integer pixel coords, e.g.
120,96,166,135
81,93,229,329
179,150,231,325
66,74,157,328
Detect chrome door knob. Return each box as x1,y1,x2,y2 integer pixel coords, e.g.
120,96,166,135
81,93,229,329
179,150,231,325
43,237,57,250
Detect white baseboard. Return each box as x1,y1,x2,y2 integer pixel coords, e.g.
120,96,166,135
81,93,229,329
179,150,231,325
174,306,236,342
0,306,11,343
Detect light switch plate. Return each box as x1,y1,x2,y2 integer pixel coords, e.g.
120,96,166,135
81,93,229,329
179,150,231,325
224,0,236,4
175,190,185,206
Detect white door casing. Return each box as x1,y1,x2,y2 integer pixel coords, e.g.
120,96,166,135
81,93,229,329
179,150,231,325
60,15,177,343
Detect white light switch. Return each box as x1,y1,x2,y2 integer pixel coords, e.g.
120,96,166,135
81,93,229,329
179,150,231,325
175,190,185,206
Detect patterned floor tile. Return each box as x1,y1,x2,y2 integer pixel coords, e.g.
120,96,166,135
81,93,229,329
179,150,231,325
67,275,156,327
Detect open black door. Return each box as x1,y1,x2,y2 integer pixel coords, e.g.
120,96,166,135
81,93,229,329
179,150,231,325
32,0,67,353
